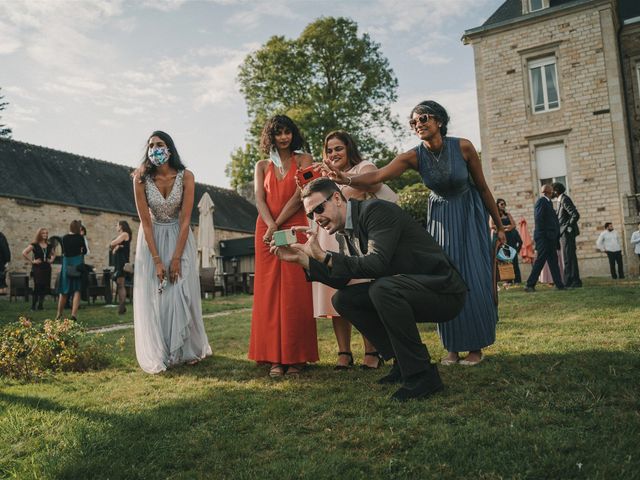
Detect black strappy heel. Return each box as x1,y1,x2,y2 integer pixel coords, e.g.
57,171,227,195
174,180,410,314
334,351,354,371
361,351,384,370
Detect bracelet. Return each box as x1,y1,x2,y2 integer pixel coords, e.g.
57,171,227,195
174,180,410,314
346,176,352,187
172,257,182,261
152,255,160,259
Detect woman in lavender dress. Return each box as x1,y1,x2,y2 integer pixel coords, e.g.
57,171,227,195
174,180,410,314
132,131,211,374
328,101,505,366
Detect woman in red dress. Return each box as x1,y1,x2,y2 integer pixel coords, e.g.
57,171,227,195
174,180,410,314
248,115,318,377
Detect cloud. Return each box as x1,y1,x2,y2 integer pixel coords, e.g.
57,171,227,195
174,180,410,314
226,1,298,29
0,21,21,54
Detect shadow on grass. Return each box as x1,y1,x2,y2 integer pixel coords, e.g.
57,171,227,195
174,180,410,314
1,349,639,479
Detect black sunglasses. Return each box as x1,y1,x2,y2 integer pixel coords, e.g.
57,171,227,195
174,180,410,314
306,194,334,220
409,114,433,129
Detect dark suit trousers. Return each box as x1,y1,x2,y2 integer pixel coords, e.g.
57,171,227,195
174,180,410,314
332,275,466,379
526,238,564,288
560,233,581,286
606,251,624,279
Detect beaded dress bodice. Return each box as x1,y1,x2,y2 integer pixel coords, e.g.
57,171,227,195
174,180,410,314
145,170,184,223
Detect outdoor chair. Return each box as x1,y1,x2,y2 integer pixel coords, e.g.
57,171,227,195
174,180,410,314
9,272,31,302
87,272,110,304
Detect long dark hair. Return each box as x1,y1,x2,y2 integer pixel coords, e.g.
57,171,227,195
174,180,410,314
323,130,364,167
118,220,132,238
134,130,186,181
259,115,305,155
410,100,450,136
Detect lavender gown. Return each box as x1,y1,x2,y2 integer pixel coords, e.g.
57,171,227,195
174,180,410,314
133,170,212,373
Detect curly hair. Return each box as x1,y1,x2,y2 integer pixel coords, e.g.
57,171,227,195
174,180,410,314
259,115,305,155
410,100,450,137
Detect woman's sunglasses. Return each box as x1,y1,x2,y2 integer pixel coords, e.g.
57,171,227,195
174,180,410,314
409,114,433,129
306,194,333,220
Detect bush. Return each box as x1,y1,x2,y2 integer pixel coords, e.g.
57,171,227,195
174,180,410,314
0,317,111,380
397,183,431,227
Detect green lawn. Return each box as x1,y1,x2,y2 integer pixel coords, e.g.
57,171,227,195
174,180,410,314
0,279,639,479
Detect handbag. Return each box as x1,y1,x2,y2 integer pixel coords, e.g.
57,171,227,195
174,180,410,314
123,263,134,274
497,262,515,281
66,264,82,278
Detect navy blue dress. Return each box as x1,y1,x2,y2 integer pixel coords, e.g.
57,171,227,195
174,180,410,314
415,137,497,351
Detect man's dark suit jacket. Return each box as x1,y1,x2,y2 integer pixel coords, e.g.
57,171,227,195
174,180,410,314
533,196,560,243
308,199,467,295
557,194,580,237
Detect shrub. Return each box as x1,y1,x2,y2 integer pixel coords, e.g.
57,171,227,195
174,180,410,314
397,183,431,227
0,317,110,380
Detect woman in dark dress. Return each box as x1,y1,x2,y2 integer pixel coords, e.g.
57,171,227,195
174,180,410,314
110,220,132,314
22,227,54,310
490,198,523,284
56,220,87,321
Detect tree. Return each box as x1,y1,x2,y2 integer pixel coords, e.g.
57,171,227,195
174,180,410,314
228,17,404,187
0,88,11,138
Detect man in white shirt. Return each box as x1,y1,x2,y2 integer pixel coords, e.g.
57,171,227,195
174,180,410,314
596,222,624,279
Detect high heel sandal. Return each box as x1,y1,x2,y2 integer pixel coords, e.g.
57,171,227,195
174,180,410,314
334,351,354,371
269,364,284,378
361,351,384,370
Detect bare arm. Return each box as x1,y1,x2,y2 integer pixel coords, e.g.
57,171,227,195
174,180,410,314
170,170,195,281
110,232,129,248
254,160,278,243
460,138,505,244
329,150,418,188
133,174,165,281
22,244,36,264
274,153,313,226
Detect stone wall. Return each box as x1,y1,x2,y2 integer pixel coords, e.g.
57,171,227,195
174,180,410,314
468,1,639,276
0,197,253,278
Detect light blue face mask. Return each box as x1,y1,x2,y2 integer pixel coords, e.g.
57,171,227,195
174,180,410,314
148,146,170,166
269,147,306,174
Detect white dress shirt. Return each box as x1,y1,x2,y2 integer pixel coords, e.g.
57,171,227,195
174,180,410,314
596,230,621,252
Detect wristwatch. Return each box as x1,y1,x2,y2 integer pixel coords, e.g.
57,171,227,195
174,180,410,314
323,251,332,265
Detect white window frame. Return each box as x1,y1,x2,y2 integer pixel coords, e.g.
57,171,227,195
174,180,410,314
528,0,547,12
535,142,568,192
528,56,560,114
636,63,640,103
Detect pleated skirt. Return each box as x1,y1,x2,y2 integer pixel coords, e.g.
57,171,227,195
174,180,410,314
133,220,212,374
428,188,498,352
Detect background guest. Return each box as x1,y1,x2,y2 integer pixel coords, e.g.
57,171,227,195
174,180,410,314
0,231,10,295
56,220,87,320
22,228,54,311
111,220,132,315
315,130,397,370
596,222,624,279
80,224,90,255
490,198,522,284
553,182,582,288
631,222,640,265
525,185,565,292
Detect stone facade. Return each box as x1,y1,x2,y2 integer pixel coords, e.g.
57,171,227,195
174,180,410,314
465,0,640,276
0,196,251,278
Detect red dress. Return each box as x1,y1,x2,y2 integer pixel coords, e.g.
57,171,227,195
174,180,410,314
248,161,318,364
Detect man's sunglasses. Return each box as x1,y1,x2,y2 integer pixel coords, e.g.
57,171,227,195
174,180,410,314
306,194,333,220
409,114,433,129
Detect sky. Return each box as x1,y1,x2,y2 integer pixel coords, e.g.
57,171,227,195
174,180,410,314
0,0,504,189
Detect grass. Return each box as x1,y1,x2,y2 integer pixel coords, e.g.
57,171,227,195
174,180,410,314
0,278,638,479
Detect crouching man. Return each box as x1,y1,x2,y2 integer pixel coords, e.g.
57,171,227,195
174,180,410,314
271,178,467,401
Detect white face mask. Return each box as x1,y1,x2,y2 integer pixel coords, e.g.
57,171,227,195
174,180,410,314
148,146,170,166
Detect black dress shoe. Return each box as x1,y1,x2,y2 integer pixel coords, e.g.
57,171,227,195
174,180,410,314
391,365,444,402
377,362,402,384
524,286,536,292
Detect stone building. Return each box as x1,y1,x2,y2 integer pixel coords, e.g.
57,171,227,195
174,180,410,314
463,0,640,276
0,138,257,279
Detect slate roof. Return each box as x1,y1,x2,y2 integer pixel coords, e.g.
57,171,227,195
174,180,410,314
0,138,257,233
466,0,637,36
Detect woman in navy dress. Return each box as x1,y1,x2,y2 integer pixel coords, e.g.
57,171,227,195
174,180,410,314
328,100,505,366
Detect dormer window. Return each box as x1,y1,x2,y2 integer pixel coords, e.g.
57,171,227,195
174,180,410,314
529,0,547,12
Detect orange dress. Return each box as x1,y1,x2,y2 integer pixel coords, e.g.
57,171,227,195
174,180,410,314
248,161,318,364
